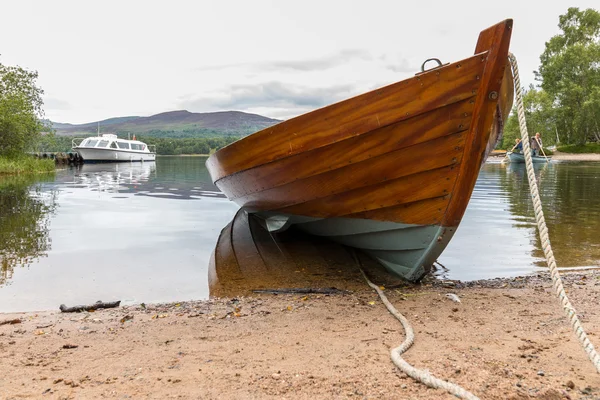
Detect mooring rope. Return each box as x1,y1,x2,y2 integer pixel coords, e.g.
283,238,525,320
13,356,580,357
357,54,600,400
355,254,480,399
508,52,600,373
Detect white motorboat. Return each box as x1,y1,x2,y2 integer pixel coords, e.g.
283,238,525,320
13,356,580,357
72,134,156,162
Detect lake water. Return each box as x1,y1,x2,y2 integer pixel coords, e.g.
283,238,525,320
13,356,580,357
1,157,600,312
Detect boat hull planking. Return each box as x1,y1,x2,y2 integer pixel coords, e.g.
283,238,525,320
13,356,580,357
207,20,514,282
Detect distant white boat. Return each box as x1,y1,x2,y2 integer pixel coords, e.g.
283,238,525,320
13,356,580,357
72,134,156,162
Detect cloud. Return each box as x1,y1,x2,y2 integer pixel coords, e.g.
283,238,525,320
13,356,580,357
43,97,71,110
379,53,416,73
178,81,358,113
265,49,373,71
385,59,414,73
196,49,373,72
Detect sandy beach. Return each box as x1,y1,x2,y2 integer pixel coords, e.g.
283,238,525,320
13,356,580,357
550,152,600,162
2,270,600,400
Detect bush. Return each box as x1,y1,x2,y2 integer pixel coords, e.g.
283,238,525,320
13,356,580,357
556,143,600,154
0,156,55,175
0,63,46,157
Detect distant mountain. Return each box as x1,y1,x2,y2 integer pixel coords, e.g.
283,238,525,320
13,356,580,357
51,110,281,137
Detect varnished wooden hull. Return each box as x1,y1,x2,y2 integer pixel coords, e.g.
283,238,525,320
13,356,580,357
207,20,514,282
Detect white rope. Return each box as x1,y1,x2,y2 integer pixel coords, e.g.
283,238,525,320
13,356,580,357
357,54,599,400
355,256,480,400
508,52,600,373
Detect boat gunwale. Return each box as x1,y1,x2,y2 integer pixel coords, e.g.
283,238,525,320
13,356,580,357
206,51,491,183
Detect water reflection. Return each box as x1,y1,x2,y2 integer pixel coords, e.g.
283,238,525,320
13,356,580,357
64,159,226,200
212,160,600,289
0,174,57,287
0,157,238,312
2,157,600,311
440,161,600,280
531,162,600,268
208,209,400,297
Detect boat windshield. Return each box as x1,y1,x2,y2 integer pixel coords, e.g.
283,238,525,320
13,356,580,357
85,139,99,147
97,140,109,148
117,142,129,149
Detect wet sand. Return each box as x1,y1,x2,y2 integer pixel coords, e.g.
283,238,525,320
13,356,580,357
2,270,600,399
550,152,600,162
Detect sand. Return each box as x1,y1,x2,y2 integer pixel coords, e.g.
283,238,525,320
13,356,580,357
2,271,600,399
550,152,600,162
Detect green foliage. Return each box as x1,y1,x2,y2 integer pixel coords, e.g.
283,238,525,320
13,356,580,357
557,143,600,153
501,8,600,150
139,136,239,155
537,7,600,145
0,62,48,157
0,156,55,175
501,86,558,149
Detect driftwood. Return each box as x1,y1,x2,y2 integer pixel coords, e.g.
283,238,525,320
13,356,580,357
252,287,349,295
0,318,22,326
59,300,121,313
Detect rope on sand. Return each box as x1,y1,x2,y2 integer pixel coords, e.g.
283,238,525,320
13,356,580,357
355,253,480,400
357,53,600,399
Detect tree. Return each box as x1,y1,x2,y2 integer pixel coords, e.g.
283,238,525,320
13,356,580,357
501,86,558,149
0,61,46,157
537,7,600,145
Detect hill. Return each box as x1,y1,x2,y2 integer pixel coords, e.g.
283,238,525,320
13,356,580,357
51,110,281,137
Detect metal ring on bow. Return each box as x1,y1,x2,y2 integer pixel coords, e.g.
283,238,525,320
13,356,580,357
421,58,443,72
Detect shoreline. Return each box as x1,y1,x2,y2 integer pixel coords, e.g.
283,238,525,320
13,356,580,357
549,151,600,161
489,151,600,162
2,271,600,399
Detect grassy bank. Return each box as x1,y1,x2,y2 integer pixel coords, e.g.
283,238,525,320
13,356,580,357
0,156,55,175
556,143,600,153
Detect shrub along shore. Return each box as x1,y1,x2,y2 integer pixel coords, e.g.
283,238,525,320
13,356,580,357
0,156,55,175
557,143,600,154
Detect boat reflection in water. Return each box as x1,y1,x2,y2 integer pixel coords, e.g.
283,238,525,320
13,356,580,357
208,209,405,298
70,161,157,192
67,161,225,200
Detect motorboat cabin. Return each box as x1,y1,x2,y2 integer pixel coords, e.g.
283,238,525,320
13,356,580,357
73,134,156,162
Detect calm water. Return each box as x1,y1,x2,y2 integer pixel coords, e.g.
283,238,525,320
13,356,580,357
1,158,600,312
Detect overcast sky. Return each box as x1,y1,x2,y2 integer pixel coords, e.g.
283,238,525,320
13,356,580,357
1,0,598,124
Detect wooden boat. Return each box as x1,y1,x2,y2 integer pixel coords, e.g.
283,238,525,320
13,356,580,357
206,20,514,282
507,151,548,163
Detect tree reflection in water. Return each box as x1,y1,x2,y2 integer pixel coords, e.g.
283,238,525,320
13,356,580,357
0,174,57,286
502,162,600,268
